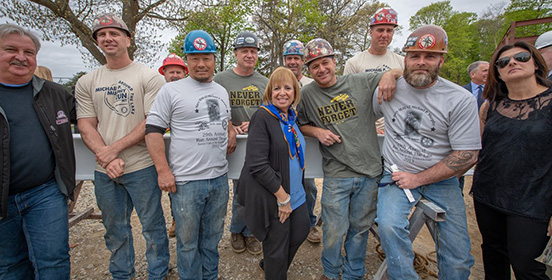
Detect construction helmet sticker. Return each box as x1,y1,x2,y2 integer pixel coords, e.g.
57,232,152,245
418,34,436,50
405,36,418,47
194,37,207,51
99,15,114,26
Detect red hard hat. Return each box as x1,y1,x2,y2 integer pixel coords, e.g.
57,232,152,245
370,7,398,27
158,53,189,75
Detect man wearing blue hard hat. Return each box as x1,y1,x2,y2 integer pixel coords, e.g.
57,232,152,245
146,30,233,280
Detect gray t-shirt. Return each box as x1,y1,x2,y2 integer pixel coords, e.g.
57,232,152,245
213,69,268,125
373,77,481,174
297,73,383,178
147,77,231,181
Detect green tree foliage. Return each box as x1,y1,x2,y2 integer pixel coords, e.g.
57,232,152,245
253,0,325,75
474,3,507,61
63,71,87,93
0,0,190,65
253,0,384,75
409,0,551,85
409,1,456,30
501,0,552,38
441,12,478,84
168,0,255,72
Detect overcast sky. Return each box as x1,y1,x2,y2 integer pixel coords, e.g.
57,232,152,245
6,0,506,81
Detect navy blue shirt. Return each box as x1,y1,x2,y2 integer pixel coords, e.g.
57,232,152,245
0,82,55,194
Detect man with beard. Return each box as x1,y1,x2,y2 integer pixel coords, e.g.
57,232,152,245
372,25,481,279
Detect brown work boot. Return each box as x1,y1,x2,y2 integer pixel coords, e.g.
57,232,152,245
319,275,337,280
230,233,246,253
168,218,176,238
245,236,262,255
307,225,322,243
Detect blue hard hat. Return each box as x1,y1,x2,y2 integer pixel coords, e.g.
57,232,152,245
182,30,217,54
283,40,305,56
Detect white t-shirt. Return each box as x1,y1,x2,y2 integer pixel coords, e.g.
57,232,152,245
373,77,481,174
343,49,404,75
76,62,164,174
147,77,231,181
299,75,314,87
344,50,404,132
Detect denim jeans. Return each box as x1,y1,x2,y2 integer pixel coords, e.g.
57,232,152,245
0,179,70,280
94,165,169,280
171,174,229,280
230,179,252,236
376,174,474,280
304,178,318,227
320,176,379,280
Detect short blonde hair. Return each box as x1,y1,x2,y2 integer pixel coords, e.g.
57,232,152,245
262,67,301,108
34,66,53,81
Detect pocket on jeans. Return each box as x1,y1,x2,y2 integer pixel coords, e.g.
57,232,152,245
175,181,189,186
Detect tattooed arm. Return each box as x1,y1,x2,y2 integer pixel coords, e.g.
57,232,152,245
391,150,479,190
479,101,490,136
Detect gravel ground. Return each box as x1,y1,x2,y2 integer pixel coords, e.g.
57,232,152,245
69,179,484,279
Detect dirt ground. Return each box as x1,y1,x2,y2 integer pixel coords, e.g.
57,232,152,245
69,178,484,280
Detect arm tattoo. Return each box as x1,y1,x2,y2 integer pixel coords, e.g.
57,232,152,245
442,150,477,172
480,102,489,125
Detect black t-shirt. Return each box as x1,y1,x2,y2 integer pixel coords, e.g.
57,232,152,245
0,82,55,194
472,88,552,222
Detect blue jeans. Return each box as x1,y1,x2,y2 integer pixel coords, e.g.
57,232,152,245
94,165,169,280
230,179,252,236
304,178,318,227
320,176,379,280
376,174,474,280
0,179,70,280
171,174,229,280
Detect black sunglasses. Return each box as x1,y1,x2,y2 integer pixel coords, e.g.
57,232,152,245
495,52,532,69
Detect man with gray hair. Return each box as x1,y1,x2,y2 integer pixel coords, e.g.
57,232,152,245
463,61,489,110
0,23,76,279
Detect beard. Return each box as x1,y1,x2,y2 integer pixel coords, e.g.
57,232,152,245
404,62,440,88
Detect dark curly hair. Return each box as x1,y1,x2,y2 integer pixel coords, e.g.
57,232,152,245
484,41,552,102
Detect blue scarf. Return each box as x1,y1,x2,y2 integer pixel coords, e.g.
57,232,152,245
261,104,305,170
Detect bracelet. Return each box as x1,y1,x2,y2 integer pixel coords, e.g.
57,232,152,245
277,194,291,207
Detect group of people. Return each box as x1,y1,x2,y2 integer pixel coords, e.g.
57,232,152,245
0,5,551,280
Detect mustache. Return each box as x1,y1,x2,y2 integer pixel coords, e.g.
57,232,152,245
10,59,29,67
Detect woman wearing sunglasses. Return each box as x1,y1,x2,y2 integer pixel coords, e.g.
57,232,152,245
472,41,552,279
237,67,309,279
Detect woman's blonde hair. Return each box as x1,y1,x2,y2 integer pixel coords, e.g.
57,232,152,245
262,67,301,108
34,66,53,81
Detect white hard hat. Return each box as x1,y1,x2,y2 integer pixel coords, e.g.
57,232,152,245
535,30,552,50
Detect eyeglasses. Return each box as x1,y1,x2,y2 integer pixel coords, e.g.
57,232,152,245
495,52,532,69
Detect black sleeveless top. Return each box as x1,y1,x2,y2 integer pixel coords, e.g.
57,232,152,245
472,87,552,222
